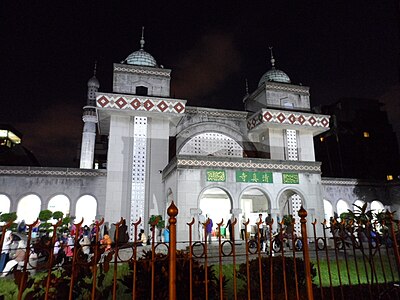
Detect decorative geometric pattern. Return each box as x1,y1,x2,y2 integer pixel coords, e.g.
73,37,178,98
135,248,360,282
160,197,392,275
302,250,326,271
247,109,330,130
0,168,106,177
177,158,321,173
185,107,248,119
131,117,147,239
321,179,359,185
265,82,310,95
180,132,243,157
285,129,298,160
114,66,170,78
97,93,186,114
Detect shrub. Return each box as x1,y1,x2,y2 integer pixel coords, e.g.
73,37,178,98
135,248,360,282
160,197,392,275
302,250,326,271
119,250,226,299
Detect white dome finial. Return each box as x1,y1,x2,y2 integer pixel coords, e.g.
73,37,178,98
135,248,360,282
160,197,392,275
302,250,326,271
140,26,145,49
269,46,275,68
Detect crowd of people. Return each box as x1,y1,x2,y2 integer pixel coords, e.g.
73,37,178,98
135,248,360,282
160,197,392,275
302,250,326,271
0,218,134,277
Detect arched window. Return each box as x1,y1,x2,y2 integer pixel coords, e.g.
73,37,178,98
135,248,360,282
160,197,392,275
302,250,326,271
17,194,41,223
48,195,70,217
0,194,11,215
336,199,350,218
371,200,384,213
353,200,365,213
75,195,97,226
180,132,243,157
323,199,334,221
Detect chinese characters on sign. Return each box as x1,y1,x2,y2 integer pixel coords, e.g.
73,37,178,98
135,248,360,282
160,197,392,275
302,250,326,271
206,170,226,182
282,173,299,184
235,171,273,183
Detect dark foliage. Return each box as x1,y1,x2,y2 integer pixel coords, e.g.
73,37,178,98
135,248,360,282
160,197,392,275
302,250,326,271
237,256,316,299
119,250,226,299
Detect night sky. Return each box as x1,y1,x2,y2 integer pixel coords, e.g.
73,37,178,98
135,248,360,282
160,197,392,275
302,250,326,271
1,1,399,167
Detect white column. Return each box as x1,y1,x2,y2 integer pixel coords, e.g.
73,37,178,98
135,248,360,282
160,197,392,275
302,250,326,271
80,113,97,169
104,115,133,224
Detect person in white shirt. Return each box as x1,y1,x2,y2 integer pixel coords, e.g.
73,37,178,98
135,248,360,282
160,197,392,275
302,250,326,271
0,231,13,273
198,211,206,241
256,213,264,240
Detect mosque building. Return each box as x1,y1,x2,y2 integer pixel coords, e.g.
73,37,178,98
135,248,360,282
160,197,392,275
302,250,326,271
0,31,398,242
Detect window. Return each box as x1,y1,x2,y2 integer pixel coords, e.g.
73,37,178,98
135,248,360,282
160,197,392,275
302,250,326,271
135,86,148,96
320,136,324,142
285,129,298,160
387,175,393,181
363,131,370,138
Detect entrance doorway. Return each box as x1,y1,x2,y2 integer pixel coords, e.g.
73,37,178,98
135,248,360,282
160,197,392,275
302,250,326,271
199,188,232,239
279,190,303,236
240,188,270,238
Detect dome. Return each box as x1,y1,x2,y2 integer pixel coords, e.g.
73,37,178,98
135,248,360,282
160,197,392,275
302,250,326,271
87,76,100,88
258,68,291,86
125,49,157,67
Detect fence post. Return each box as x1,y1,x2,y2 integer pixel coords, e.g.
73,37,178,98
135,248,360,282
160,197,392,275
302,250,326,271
389,212,400,278
168,201,178,300
298,206,314,300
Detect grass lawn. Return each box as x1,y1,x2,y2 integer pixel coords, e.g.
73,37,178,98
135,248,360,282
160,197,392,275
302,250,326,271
313,254,399,287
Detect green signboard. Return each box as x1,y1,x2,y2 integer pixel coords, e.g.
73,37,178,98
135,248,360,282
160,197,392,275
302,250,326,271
235,171,273,183
206,170,226,182
282,173,299,184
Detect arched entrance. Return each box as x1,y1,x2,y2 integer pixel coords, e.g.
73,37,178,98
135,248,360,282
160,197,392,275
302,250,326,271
240,188,270,237
199,187,232,239
278,189,304,235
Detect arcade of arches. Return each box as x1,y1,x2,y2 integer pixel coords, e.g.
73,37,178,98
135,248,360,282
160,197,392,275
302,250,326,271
0,194,98,226
198,186,304,237
323,198,386,220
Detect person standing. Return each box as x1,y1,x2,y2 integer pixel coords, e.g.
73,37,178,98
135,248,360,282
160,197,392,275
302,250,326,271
206,216,213,244
0,231,12,273
256,213,264,240
1,240,26,277
226,215,235,242
240,215,246,240
198,211,206,241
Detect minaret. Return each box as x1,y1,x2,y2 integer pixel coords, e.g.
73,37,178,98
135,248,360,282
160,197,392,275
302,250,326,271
80,63,99,169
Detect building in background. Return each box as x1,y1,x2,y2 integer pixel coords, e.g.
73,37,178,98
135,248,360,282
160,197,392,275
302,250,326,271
0,125,40,167
314,98,400,180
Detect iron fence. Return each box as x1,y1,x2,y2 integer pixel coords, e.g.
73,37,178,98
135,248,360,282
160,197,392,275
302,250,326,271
0,203,399,299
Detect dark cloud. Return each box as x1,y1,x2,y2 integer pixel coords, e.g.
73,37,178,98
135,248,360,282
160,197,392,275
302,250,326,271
171,33,241,102
14,103,82,167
